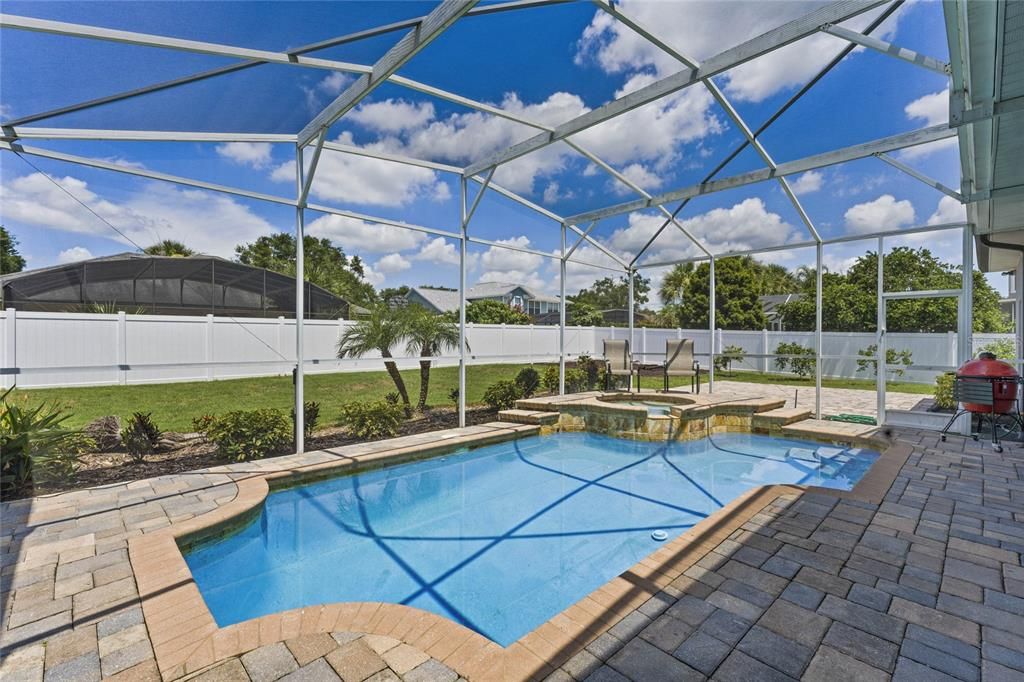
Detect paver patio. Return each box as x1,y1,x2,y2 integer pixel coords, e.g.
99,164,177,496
2,418,1022,681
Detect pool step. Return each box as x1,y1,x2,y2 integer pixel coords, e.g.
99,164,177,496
752,407,813,430
498,409,561,426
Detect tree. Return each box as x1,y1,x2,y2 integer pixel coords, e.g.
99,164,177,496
405,306,461,410
570,272,650,312
235,233,376,307
674,257,768,330
754,263,798,295
337,305,413,415
777,247,1010,333
0,227,26,274
659,263,695,307
569,301,604,326
457,299,532,325
144,240,194,257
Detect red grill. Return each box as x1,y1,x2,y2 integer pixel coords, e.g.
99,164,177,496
956,354,1019,414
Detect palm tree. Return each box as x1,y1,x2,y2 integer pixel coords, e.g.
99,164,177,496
337,305,412,414
659,262,695,306
144,240,194,257
405,307,462,411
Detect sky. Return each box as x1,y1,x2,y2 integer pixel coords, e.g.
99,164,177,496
2,0,997,303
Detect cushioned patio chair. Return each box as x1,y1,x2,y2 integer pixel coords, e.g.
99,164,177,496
603,339,633,392
664,339,700,393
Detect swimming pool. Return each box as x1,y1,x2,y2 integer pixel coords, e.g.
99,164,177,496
185,431,878,646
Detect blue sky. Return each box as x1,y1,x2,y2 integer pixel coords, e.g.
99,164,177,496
2,0,993,302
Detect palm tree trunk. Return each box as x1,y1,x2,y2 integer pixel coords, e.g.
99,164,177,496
381,350,411,414
417,358,431,411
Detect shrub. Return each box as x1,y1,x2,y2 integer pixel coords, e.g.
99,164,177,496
980,338,1016,360
197,409,292,462
575,354,604,390
384,392,400,406
1,388,76,497
83,415,121,452
714,345,746,374
34,433,95,486
339,400,404,440
856,344,912,379
121,412,162,462
565,368,588,393
448,387,460,405
934,373,956,411
482,380,523,410
292,401,320,438
514,367,541,398
773,342,816,378
541,365,560,394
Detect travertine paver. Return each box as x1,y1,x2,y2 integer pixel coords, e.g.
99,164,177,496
2,417,1023,681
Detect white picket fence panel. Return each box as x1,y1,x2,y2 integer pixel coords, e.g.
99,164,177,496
0,309,1003,389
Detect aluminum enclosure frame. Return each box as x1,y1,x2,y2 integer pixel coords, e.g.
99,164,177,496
0,0,977,450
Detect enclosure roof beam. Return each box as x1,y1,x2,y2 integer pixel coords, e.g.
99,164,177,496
298,0,479,147
304,203,462,240
822,23,951,76
566,124,956,224
463,0,889,177
0,128,296,143
0,13,373,73
322,141,462,173
625,0,904,268
635,221,968,269
0,141,297,206
592,0,818,253
875,152,965,201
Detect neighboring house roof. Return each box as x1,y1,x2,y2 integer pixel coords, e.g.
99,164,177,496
408,287,461,313
406,282,561,313
760,293,802,322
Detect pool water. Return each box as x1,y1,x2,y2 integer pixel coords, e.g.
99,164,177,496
185,432,879,645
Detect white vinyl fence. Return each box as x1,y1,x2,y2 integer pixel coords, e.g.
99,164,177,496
1,309,1000,389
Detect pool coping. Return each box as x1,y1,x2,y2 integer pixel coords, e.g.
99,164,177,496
127,419,910,681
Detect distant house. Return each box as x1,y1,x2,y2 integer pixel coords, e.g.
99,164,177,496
760,293,802,331
405,282,561,319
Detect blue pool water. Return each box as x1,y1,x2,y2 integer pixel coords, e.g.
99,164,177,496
185,432,878,645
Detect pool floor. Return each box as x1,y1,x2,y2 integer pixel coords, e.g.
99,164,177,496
185,432,878,645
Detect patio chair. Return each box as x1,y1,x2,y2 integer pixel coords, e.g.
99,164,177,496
603,339,633,392
664,339,700,394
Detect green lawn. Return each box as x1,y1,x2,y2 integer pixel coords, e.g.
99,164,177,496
14,364,532,431
12,363,934,432
707,370,935,396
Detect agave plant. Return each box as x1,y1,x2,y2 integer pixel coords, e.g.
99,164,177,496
0,388,76,497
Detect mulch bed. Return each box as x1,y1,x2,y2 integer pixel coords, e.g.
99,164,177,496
21,406,498,499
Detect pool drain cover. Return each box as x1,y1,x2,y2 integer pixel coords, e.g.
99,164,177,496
651,530,668,541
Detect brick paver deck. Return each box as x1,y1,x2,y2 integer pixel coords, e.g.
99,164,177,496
2,422,1022,681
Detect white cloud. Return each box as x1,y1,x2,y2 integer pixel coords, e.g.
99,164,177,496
375,253,411,274
575,0,902,103
413,237,461,265
302,72,353,112
361,263,386,287
305,213,425,254
927,195,966,225
904,88,948,127
790,170,823,195
607,197,797,264
609,162,665,196
216,142,273,168
0,172,275,257
899,88,958,160
844,194,915,233
350,99,435,133
271,131,450,207
542,181,575,204
57,246,93,264
475,236,547,290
